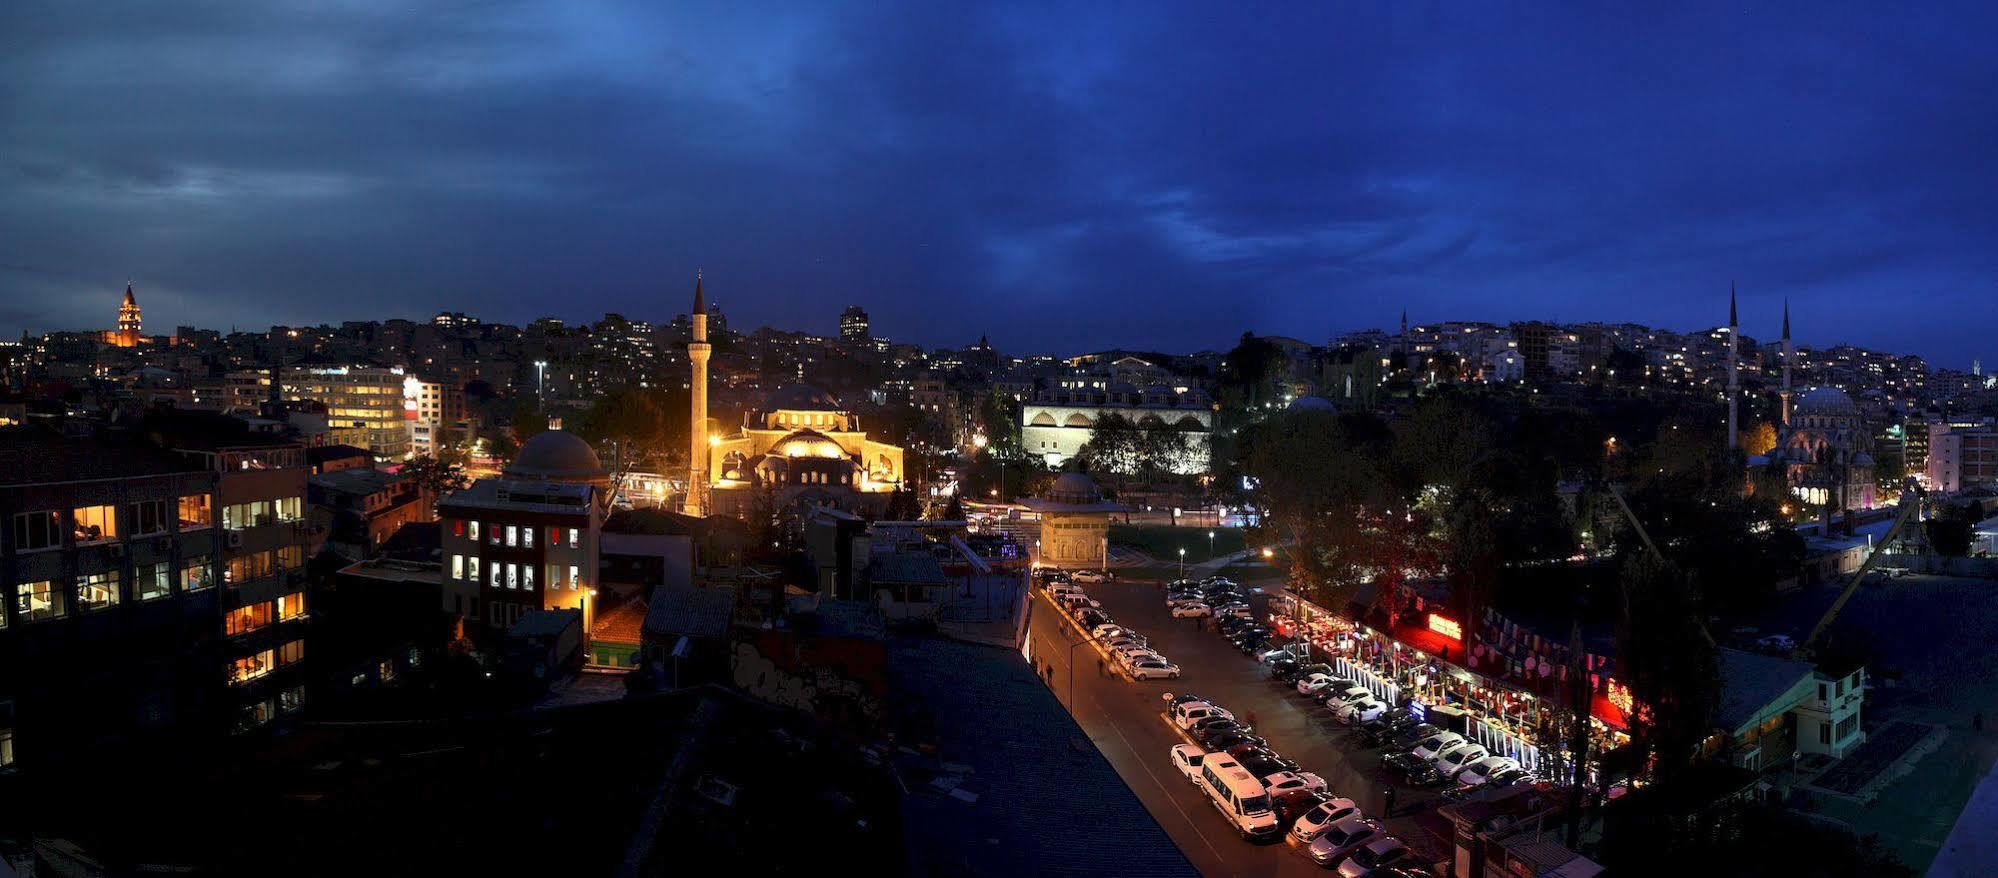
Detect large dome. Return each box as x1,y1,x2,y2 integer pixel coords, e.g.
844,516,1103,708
770,428,847,460
1286,395,1337,414
1047,471,1103,505
506,430,608,482
766,383,842,411
1795,386,1857,417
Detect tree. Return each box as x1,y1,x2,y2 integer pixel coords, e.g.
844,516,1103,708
941,492,965,522
1928,506,1976,557
1614,552,1720,784
400,454,470,498
1078,413,1144,478
1742,420,1778,457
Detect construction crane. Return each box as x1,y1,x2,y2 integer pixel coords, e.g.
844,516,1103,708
1795,483,1925,659
1606,483,1718,648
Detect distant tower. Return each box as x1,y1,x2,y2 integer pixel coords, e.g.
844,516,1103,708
114,281,143,347
1726,284,1739,450
685,273,711,518
1399,308,1409,358
1779,298,1794,428
840,305,871,344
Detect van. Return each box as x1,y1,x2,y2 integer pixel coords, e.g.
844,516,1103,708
1198,755,1280,839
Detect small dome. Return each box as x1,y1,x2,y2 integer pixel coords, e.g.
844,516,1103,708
1287,396,1337,413
506,430,607,482
1047,471,1102,505
766,383,842,411
1852,452,1876,467
770,429,847,460
1795,386,1857,416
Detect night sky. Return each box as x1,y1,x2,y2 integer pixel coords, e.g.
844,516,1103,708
4,3,1995,366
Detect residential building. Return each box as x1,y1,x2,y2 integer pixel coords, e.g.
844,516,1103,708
1927,418,1998,493
437,430,605,635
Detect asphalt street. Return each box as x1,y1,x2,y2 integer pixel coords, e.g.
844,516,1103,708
1027,574,1449,877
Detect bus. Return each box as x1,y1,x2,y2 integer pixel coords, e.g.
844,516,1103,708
1198,754,1280,840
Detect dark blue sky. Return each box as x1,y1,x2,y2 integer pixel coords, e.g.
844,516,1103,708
4,3,1994,366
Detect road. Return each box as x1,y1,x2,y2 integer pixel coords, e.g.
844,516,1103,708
1027,574,1449,877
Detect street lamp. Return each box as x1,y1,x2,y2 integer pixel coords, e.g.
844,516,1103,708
533,360,547,400
1178,546,1186,579
1208,530,1216,561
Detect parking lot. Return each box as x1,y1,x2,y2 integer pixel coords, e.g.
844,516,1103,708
1027,573,1451,876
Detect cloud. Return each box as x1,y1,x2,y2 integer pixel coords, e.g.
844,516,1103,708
0,1,1994,366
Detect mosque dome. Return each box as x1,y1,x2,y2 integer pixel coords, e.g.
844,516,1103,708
769,429,847,460
1795,386,1858,417
766,383,842,411
1047,471,1103,505
1287,396,1337,413
505,430,607,482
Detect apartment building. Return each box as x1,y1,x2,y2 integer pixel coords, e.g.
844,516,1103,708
437,479,602,636
281,363,411,461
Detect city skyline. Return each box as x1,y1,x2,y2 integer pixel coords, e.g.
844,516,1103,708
6,3,1998,366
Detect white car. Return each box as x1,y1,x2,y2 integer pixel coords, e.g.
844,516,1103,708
1336,836,1413,877
1339,698,1389,725
1261,771,1328,797
1171,603,1212,618
1169,744,1207,783
1433,743,1491,776
1071,570,1110,583
1172,702,1233,729
1296,673,1338,696
1092,624,1134,640
1102,636,1149,653
1306,816,1385,867
1323,686,1372,709
1454,756,1522,787
1289,797,1361,844
1129,658,1182,680
1112,646,1162,667
1410,731,1467,763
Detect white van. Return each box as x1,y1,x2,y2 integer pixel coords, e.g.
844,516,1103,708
1198,754,1280,839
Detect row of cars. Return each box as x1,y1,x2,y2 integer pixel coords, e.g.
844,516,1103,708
1258,645,1539,800
1161,694,1421,875
1042,573,1182,680
1163,577,1255,620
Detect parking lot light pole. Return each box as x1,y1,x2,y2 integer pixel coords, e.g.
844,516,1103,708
1208,530,1216,561
1178,546,1186,579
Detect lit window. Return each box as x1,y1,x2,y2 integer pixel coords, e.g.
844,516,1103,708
469,520,481,541
569,565,580,590
523,527,534,548
230,650,275,685
507,564,518,590
506,525,518,547
451,554,464,580
181,556,215,591
277,592,308,621
78,570,120,611
178,495,213,529
72,505,119,544
138,562,172,601
523,566,535,590
568,528,579,548
14,581,61,621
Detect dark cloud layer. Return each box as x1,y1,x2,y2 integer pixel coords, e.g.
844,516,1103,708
4,2,1994,365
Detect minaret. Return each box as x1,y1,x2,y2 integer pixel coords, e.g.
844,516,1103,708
1726,284,1739,450
686,272,711,518
1779,298,1794,428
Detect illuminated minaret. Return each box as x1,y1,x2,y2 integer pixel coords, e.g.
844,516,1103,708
685,272,711,518
1779,298,1794,428
1726,284,1740,450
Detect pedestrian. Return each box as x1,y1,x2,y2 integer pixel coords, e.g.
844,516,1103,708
1383,786,1398,817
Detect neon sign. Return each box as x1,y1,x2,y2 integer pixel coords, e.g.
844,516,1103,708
1606,679,1634,716
1427,613,1463,640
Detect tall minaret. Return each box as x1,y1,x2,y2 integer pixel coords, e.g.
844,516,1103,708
1726,284,1740,450
1779,297,1794,428
685,272,711,518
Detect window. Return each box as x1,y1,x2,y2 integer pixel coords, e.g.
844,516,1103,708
277,592,308,621
275,496,303,522
226,602,274,635
226,551,275,584
568,528,579,548
1819,682,1828,702
379,660,396,683
469,520,480,541
523,526,534,548
489,565,500,589
548,526,560,546
408,648,422,669
178,494,213,529
78,570,120,611
72,505,119,544
451,519,465,537
132,500,171,536
138,562,172,601
230,650,275,685
1836,678,1847,697
507,563,518,590
506,525,518,547
569,565,581,590
181,556,215,591
12,511,60,552
0,725,12,770
523,566,534,590
276,545,304,571
277,639,305,666
235,699,274,732
467,556,481,582
1836,714,1859,741
222,500,274,530
279,686,305,714
451,554,464,580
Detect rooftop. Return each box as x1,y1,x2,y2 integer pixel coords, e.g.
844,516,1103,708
1715,647,1817,733
643,583,737,640
0,425,205,486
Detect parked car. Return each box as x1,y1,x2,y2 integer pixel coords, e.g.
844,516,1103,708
1381,752,1443,786
1262,771,1329,797
1218,605,1256,620
1075,609,1109,628
1409,731,1467,763
1091,623,1133,639
1164,692,1210,707
1454,756,1522,787
1306,816,1385,867
1267,658,1302,681
1169,744,1207,784
1129,658,1182,680
1189,715,1246,738
1171,603,1213,618
1323,686,1373,710
1236,750,1301,780
1071,569,1111,583
1432,743,1491,776
1359,711,1420,747
1271,789,1333,829
1172,702,1233,730
1390,723,1444,752
1297,673,1339,696
1194,724,1260,748
1338,696,1389,725
1336,837,1413,877
1289,797,1362,844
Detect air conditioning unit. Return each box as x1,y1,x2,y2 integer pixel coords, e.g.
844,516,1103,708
226,531,244,549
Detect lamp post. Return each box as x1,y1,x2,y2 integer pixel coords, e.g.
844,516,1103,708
1208,529,1216,562
1178,546,1186,580
533,360,547,400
